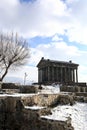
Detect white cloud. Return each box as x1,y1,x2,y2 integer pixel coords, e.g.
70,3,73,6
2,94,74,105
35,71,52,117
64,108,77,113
0,0,70,37
35,42,81,61
1,0,87,44
78,65,87,82
52,34,63,42
5,65,38,84
65,0,87,44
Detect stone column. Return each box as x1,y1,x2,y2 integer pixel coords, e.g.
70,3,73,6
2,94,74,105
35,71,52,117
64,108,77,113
38,69,42,83
42,68,44,82
52,67,54,82
54,67,57,81
48,66,50,82
64,67,66,83
70,68,72,82
56,67,58,82
38,69,40,83
69,68,72,82
58,67,61,82
45,67,48,82
71,68,73,82
44,67,46,82
67,68,71,83
76,68,78,83
60,67,63,83
65,68,68,83
67,68,69,83
73,69,75,82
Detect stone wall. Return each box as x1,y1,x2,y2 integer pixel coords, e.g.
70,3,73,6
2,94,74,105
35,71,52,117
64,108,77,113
74,94,87,102
60,85,87,93
1,83,38,94
40,118,74,130
1,83,20,89
21,93,74,107
60,85,87,103
21,94,59,106
20,85,38,93
2,89,20,94
0,96,74,130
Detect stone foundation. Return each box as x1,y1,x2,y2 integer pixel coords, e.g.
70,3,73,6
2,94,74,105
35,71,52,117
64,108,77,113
60,85,87,93
0,96,74,130
1,83,38,94
60,85,87,102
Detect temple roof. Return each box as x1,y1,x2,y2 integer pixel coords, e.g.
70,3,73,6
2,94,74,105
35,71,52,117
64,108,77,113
37,57,79,67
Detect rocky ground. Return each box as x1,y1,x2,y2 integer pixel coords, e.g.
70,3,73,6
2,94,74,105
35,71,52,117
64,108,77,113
0,83,87,130
0,94,74,130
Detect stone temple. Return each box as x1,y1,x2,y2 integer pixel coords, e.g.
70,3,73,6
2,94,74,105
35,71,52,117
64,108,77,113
37,57,79,84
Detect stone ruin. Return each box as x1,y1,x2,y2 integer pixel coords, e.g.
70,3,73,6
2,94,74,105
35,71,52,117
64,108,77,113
0,82,75,130
0,81,87,130
0,94,74,130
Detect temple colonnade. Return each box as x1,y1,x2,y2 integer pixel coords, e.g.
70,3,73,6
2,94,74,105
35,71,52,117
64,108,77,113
38,66,78,84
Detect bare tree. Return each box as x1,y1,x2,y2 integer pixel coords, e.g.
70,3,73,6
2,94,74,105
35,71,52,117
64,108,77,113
0,33,30,81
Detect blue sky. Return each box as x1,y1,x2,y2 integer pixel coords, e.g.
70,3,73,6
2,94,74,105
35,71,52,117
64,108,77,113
0,0,87,83
20,0,35,3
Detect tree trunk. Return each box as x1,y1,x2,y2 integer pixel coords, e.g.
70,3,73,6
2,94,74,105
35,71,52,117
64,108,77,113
0,78,3,81
0,65,10,81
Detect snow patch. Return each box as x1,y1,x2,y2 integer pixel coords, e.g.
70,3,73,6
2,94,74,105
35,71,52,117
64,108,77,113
39,84,60,94
0,93,37,97
25,105,45,110
41,102,87,130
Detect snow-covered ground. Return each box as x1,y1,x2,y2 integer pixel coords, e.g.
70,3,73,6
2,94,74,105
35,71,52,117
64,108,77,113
41,102,87,130
38,84,60,94
25,105,45,110
0,93,38,97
